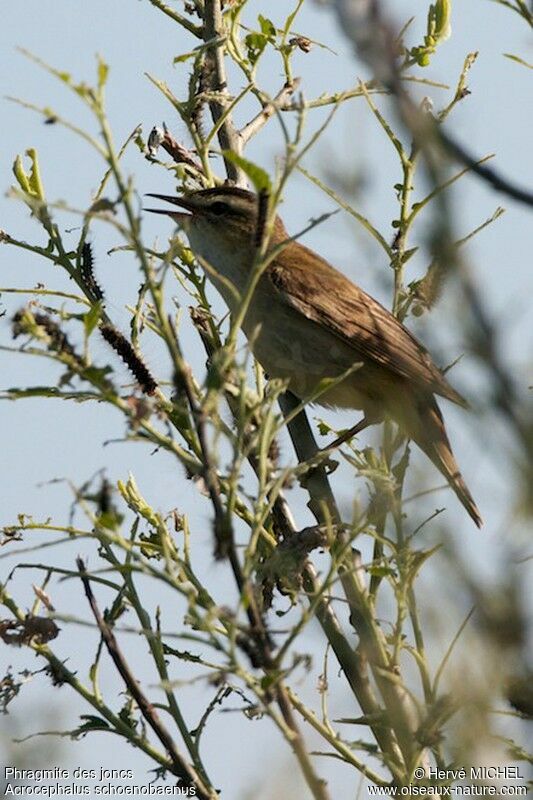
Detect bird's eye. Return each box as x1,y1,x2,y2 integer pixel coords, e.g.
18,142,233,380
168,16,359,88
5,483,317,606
209,201,230,215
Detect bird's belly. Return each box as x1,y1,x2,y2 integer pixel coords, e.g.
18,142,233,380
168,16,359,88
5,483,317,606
244,298,385,413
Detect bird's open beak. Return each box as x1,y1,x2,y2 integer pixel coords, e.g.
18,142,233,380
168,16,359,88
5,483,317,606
144,193,198,224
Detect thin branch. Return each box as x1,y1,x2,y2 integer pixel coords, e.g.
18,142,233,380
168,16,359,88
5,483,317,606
0,287,90,305
76,557,214,799
278,394,408,776
168,316,232,560
6,96,107,157
288,688,389,787
333,1,533,211
405,154,495,225
240,80,301,143
298,166,393,257
147,126,203,172
490,0,533,27
147,0,203,37
273,686,332,800
166,323,330,800
433,606,476,693
203,0,245,184
438,128,533,208
279,392,341,525
191,314,404,779
0,589,195,775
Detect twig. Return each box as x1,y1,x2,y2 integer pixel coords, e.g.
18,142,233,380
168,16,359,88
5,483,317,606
279,392,341,524
76,558,214,799
298,166,392,258
169,343,332,797
335,0,533,210
147,0,203,38
240,80,300,143
278,394,407,775
191,313,404,778
203,0,245,184
0,585,205,774
288,687,389,786
147,126,203,172
272,687,331,800
169,316,232,559
438,128,533,208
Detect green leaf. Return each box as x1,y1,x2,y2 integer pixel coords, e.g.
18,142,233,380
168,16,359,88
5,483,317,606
83,303,102,338
133,130,146,154
503,53,533,69
72,82,92,101
95,510,124,532
12,149,45,200
392,444,410,485
367,566,396,578
26,148,44,198
410,0,451,67
403,246,419,264
221,152,271,193
408,545,441,580
118,702,138,731
97,56,109,89
57,70,72,86
73,715,111,737
88,663,98,685
258,15,276,39
118,474,161,529
163,645,203,663
3,387,95,401
173,50,197,64
244,32,268,64
411,48,431,67
260,672,281,691
81,365,114,390
433,0,451,41
12,155,31,194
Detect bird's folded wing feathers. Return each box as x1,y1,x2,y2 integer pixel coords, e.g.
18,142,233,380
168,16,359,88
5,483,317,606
268,245,467,407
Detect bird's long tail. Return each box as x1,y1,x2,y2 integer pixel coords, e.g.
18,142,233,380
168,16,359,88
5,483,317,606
405,398,483,528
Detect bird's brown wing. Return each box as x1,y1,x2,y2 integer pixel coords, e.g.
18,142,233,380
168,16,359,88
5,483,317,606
268,243,467,407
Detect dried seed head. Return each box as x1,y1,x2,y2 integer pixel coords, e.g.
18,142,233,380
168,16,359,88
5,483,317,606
12,308,79,361
289,36,313,53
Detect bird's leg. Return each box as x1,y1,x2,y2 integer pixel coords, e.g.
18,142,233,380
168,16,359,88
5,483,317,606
321,416,371,452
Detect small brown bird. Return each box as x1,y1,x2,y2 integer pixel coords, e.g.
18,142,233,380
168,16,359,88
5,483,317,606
147,187,482,527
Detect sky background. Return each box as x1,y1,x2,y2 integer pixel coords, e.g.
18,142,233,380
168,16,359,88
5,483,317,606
1,1,532,798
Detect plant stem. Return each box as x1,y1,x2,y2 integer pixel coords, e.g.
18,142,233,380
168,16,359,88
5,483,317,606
202,0,245,184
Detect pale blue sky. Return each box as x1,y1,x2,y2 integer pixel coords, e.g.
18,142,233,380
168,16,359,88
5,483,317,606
1,1,532,797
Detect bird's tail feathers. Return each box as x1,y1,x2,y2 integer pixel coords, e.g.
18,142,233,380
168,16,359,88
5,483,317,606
406,399,483,528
